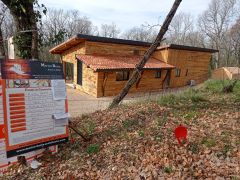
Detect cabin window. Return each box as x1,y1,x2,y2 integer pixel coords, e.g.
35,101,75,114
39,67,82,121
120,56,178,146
185,69,188,76
116,71,129,81
175,68,181,77
155,70,161,78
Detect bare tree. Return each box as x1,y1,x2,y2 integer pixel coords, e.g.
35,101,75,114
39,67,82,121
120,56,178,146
122,25,158,42
1,0,46,59
167,12,194,45
230,17,240,65
109,0,183,108
198,0,237,68
40,9,97,61
100,22,120,38
66,10,98,37
0,2,7,57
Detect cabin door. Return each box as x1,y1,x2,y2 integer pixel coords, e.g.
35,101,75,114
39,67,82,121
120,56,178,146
163,69,171,89
64,62,74,83
77,61,83,85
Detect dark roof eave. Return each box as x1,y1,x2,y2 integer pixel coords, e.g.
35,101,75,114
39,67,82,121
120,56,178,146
94,67,175,72
157,44,219,53
76,34,151,47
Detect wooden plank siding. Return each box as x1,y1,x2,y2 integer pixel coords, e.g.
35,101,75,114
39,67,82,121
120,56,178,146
97,70,169,97
76,64,98,97
154,49,211,88
152,49,169,63
211,68,230,80
61,40,213,97
212,67,240,80
85,41,148,56
62,42,86,85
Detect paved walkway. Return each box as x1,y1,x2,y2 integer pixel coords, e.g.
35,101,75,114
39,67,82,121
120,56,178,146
67,88,111,117
67,86,191,117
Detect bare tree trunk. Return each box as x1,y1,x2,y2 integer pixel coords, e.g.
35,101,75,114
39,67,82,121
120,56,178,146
0,26,5,57
31,19,39,59
0,4,7,57
109,0,183,109
1,0,38,59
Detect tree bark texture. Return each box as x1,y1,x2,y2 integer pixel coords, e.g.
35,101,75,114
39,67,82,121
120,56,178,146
109,0,183,109
0,26,5,57
1,0,38,59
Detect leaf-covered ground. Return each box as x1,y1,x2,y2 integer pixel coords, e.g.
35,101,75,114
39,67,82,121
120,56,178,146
3,80,240,179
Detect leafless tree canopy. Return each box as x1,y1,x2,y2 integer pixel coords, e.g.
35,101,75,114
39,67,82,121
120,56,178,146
0,0,240,67
122,25,158,42
0,1,14,56
100,22,120,38
198,0,238,67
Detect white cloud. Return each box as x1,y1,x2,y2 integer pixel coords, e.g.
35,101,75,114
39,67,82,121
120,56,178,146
39,0,212,30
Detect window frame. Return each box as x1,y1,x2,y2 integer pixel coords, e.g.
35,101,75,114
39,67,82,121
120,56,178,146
116,71,130,81
155,70,162,78
175,68,181,77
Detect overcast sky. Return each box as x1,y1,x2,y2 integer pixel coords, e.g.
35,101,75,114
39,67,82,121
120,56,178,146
39,0,212,30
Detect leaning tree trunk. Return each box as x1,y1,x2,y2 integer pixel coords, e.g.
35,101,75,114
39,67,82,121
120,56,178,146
109,0,183,109
1,0,38,59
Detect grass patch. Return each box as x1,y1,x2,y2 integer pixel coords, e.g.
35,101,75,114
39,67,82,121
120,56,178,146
181,111,198,120
163,166,174,174
157,89,207,107
157,94,179,106
86,144,100,154
204,80,240,94
138,130,145,137
190,93,206,103
122,118,141,129
201,137,216,148
204,80,224,93
233,92,240,102
80,121,96,137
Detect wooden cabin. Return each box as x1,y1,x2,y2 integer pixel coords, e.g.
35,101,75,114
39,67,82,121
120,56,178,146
50,34,218,97
212,67,240,80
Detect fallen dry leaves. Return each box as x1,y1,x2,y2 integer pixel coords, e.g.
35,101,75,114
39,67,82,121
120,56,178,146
2,87,240,179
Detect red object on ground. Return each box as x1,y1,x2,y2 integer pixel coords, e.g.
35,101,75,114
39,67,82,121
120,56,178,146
174,125,188,145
